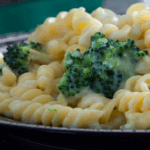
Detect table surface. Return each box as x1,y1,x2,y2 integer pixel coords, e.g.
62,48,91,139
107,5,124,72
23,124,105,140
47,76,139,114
0,32,31,53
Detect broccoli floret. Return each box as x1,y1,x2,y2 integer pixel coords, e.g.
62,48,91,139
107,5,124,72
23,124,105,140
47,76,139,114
57,32,148,99
3,41,52,75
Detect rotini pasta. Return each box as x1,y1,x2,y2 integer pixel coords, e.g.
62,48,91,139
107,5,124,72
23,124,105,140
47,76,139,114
2,2,150,130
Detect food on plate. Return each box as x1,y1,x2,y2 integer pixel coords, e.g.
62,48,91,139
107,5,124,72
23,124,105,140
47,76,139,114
1,2,150,129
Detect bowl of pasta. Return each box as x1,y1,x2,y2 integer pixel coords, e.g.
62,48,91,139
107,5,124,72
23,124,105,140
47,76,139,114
1,2,150,149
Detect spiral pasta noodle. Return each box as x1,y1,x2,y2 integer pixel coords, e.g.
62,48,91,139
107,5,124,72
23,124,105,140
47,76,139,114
8,100,104,129
113,89,150,113
120,110,150,129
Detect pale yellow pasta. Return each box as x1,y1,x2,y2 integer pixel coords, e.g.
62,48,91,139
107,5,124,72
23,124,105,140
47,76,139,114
128,23,142,40
103,8,117,17
100,109,126,129
31,95,55,104
58,91,111,119
91,7,106,18
68,35,80,46
8,100,104,129
135,55,150,74
2,66,16,86
133,74,150,92
73,16,103,35
31,24,52,45
10,84,42,101
51,78,61,96
0,66,17,92
113,89,150,113
79,26,100,48
99,23,119,38
91,7,118,25
36,61,64,95
68,108,103,129
47,61,65,78
18,72,36,83
37,65,55,80
29,62,40,73
8,100,60,120
46,39,69,60
126,3,149,15
0,92,15,117
124,75,142,91
77,93,110,110
63,7,85,29
120,110,150,129
134,39,146,49
0,98,16,117
63,30,77,44
72,11,92,26
20,89,44,101
66,44,87,53
56,93,69,106
144,34,150,48
17,80,38,89
134,10,150,26
109,24,132,41
117,15,133,29
0,92,12,103
55,11,69,35
10,86,33,98
98,99,116,124
0,80,16,92
94,13,118,25
144,29,150,39
141,20,150,35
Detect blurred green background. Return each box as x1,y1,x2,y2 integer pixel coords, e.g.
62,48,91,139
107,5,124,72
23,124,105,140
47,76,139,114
0,0,105,35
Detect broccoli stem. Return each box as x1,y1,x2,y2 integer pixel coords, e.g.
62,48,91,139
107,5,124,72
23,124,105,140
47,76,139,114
28,49,54,64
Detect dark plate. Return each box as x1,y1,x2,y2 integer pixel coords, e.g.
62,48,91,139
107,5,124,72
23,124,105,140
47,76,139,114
0,33,150,150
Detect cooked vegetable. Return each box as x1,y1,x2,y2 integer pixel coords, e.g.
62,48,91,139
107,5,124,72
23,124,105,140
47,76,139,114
57,32,148,98
3,41,53,75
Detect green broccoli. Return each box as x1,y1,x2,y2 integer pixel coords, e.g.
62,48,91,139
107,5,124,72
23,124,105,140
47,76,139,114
0,63,5,76
57,32,148,99
3,41,53,75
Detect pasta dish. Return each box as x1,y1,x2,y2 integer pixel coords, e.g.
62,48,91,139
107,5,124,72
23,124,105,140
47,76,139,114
0,2,150,130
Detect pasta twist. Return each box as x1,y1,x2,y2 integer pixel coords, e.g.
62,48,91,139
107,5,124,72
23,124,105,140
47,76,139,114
77,93,110,109
113,89,150,113
109,24,132,42
57,92,117,124
63,7,86,30
120,110,150,129
132,74,150,92
135,55,150,74
18,72,36,83
46,39,69,60
91,7,118,25
8,100,104,129
79,26,101,49
36,61,64,95
126,3,149,15
63,30,77,44
73,16,103,35
55,11,69,35
117,15,133,29
124,75,142,91
0,92,15,117
0,66,17,92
